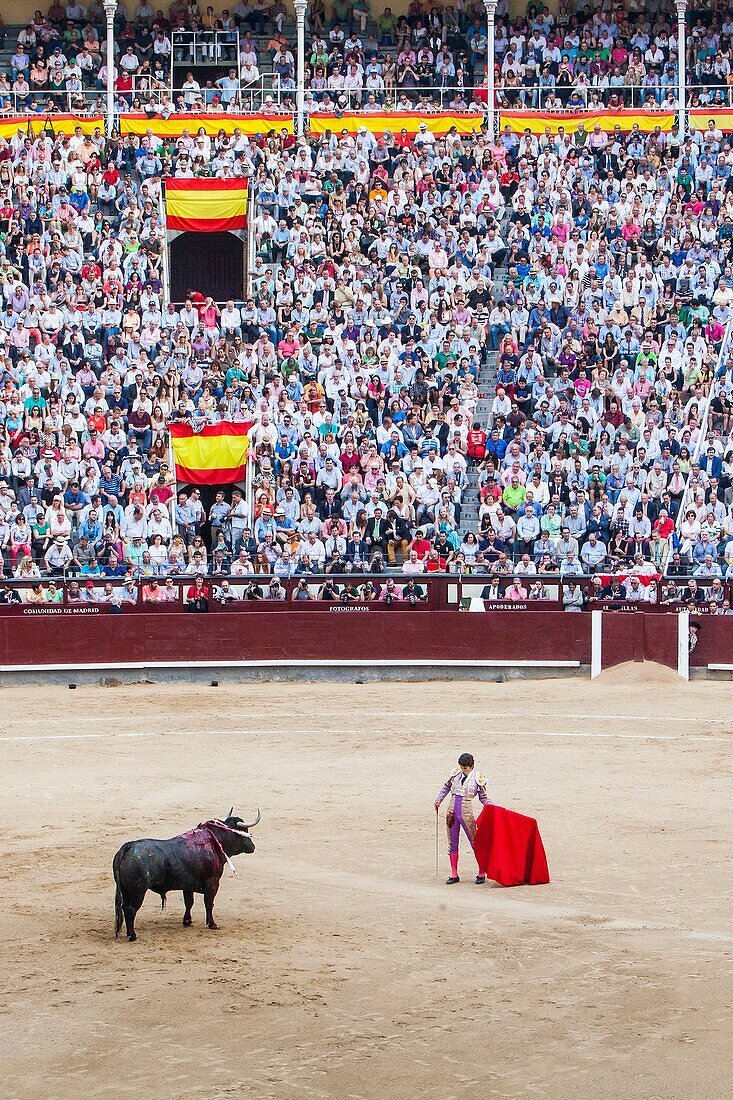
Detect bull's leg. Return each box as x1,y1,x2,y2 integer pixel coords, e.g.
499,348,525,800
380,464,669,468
182,889,194,926
204,879,220,929
123,890,145,942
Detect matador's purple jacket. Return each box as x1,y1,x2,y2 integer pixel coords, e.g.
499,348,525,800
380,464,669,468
435,769,491,853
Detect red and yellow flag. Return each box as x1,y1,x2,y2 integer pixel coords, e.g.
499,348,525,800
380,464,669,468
0,112,104,140
307,110,484,137
164,178,249,233
169,421,253,484
498,108,676,135
120,112,292,138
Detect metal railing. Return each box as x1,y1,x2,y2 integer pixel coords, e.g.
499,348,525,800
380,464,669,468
116,82,480,113
0,91,105,114
171,29,240,67
493,82,733,111
5,80,733,119
111,81,733,114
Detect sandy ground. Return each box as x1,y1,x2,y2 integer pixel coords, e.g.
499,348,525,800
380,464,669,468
0,667,731,1099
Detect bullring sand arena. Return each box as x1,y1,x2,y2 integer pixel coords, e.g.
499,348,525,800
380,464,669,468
1,669,731,1100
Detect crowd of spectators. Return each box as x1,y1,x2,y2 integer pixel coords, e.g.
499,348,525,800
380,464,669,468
0,1,733,612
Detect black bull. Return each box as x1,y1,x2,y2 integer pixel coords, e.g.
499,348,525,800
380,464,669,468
113,813,258,941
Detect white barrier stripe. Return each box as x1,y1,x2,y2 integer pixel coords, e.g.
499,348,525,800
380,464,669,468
0,658,581,672
0,727,730,745
4,708,731,728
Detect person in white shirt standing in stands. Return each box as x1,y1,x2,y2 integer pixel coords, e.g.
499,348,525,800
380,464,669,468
220,300,242,339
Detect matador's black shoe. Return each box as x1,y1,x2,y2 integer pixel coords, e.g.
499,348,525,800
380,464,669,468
445,876,460,885
475,875,486,885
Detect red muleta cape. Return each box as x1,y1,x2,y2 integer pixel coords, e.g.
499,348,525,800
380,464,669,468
474,804,550,887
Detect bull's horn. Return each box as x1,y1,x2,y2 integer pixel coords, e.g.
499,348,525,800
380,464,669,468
227,806,233,818
243,809,261,829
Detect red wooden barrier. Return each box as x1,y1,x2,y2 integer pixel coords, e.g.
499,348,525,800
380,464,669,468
687,615,733,668
0,609,591,669
643,615,680,671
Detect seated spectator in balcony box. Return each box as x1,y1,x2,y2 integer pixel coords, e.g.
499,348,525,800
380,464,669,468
379,577,403,603
529,580,550,602
505,576,528,602
317,577,340,602
403,578,427,605
65,580,82,604
120,579,138,605
159,578,178,602
563,581,584,612
81,580,98,603
660,582,682,606
480,575,504,601
99,582,122,607
682,578,707,605
267,577,286,601
291,578,314,602
43,580,63,603
186,573,209,612
143,579,165,603
214,579,239,605
624,576,651,603
26,583,44,604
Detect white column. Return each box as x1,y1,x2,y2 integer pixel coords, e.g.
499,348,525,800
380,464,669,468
158,185,171,307
294,0,307,138
103,0,117,138
484,0,497,139
676,0,687,141
590,609,603,680
677,609,690,681
246,183,255,298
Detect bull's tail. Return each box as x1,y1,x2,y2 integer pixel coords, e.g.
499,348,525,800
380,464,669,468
113,843,133,939
115,884,124,938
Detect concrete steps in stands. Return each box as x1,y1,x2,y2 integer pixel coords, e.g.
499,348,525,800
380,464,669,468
459,260,508,537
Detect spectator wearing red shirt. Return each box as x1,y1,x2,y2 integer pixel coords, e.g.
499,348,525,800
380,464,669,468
186,574,209,612
115,72,133,97
410,530,431,560
149,475,174,508
466,423,487,462
653,510,674,540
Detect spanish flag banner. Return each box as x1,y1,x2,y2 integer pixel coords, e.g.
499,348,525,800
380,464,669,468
307,110,484,137
0,113,104,140
499,109,676,135
169,421,253,485
690,108,733,130
164,177,249,233
120,112,293,138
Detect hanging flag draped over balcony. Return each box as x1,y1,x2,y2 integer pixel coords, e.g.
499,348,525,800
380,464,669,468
498,108,676,135
164,178,249,233
169,421,253,484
